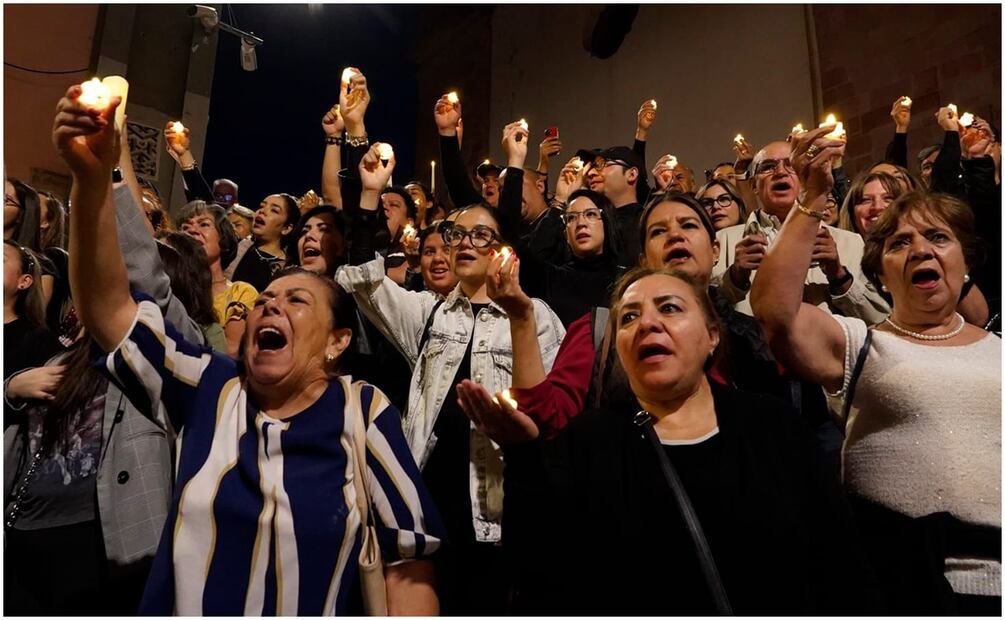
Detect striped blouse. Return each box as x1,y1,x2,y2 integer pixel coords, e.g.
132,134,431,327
96,298,444,615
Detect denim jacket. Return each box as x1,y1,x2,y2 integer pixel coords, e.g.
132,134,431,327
336,255,566,542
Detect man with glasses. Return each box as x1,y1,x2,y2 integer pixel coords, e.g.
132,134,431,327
711,140,888,325
212,179,239,209
597,146,649,267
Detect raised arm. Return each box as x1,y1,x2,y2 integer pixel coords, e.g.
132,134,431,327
164,121,214,203
930,106,966,198
434,95,482,209
750,126,847,392
320,104,345,210
54,85,136,352
884,96,911,167
338,68,371,216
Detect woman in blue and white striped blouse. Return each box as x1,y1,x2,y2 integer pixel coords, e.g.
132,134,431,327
54,85,444,615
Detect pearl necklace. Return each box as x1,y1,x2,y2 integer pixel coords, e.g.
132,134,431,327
884,313,965,341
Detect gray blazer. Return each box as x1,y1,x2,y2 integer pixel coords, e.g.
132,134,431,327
4,184,204,566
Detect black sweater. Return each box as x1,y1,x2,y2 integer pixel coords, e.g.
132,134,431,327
502,383,884,615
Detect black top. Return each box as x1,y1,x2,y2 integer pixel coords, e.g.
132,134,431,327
502,383,884,615
421,303,487,547
884,131,909,168
4,319,62,381
438,134,484,211
612,202,642,268
521,252,624,327
231,247,284,292
42,247,70,335
181,165,214,204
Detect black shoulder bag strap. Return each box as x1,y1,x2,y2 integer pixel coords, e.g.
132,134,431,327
840,328,873,422
417,299,446,356
633,411,733,615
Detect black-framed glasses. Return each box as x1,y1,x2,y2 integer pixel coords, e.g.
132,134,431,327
562,208,603,225
444,225,501,248
5,195,21,210
601,159,629,170
754,158,794,176
698,194,734,211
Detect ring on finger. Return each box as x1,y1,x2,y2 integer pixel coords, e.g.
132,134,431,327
805,145,820,159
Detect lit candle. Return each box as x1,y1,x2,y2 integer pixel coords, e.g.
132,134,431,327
341,67,358,85
102,75,128,131
77,78,110,109
402,223,416,240
649,99,658,110
518,119,528,131
498,246,513,262
901,96,912,107
377,143,394,162
948,103,958,115
820,114,845,140
959,112,974,127
446,91,459,105
665,155,678,170
734,133,744,144
791,123,805,134
430,161,436,194
492,389,519,409
170,121,185,134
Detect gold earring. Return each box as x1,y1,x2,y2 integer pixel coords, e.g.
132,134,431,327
325,353,335,363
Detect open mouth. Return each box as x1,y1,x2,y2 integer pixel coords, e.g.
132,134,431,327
770,180,793,193
576,232,592,241
911,268,941,289
302,246,321,258
429,265,450,278
255,326,289,352
664,247,692,265
455,251,478,265
638,342,672,362
253,215,266,228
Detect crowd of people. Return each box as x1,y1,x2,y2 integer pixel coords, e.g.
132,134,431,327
3,65,1000,616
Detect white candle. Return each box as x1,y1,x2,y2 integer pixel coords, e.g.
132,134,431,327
665,155,678,170
430,161,436,194
901,96,912,107
734,133,744,144
959,112,974,127
341,67,357,85
820,114,845,140
948,103,958,115
649,99,657,110
446,91,459,105
171,121,185,134
377,143,394,161
102,75,128,132
518,118,528,131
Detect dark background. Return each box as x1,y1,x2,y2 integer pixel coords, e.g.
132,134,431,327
202,5,423,206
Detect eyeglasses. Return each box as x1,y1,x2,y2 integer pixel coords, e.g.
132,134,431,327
698,194,734,211
5,195,21,210
562,208,603,225
601,160,630,170
754,158,794,176
444,225,501,248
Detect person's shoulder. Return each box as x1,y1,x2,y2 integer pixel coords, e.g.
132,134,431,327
826,224,864,244
229,280,259,300
718,222,745,240
711,381,802,431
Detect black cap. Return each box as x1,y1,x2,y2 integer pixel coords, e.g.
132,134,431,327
575,148,604,165
600,146,645,173
475,161,502,178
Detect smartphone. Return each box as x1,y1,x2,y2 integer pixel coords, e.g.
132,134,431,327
544,127,559,139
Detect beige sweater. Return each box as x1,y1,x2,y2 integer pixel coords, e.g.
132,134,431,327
832,315,1001,596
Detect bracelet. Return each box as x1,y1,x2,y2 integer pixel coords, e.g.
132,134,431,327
325,135,343,146
346,133,369,148
828,268,853,293
794,201,828,220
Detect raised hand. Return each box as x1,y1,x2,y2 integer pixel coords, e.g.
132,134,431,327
936,105,960,132
637,99,657,138
53,84,121,180
890,96,912,132
299,189,320,216
729,233,768,287
538,135,562,161
790,125,845,203
812,227,842,279
457,379,540,444
732,136,756,167
962,117,994,159
339,68,370,135
486,249,533,321
502,121,529,168
359,142,395,193
164,121,191,160
555,156,585,203
652,154,675,191
321,104,345,137
433,94,461,137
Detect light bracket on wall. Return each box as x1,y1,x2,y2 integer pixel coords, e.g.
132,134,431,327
188,5,264,71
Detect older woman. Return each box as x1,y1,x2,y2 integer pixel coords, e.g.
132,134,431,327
54,84,442,616
696,179,747,231
751,125,1001,614
467,267,880,614
337,144,565,614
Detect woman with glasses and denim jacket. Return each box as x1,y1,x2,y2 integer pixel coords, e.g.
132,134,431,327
336,143,566,615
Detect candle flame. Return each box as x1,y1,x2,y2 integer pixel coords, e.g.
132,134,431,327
341,67,357,85
649,99,657,110
446,91,459,105
959,112,974,127
518,119,528,131
78,78,110,109
948,103,958,115
825,122,846,141
483,159,491,165
665,155,678,170
430,160,436,167
901,96,912,107
493,389,518,409
377,143,394,161
734,133,744,144
822,113,837,126
170,121,185,134
402,223,416,238
792,123,805,134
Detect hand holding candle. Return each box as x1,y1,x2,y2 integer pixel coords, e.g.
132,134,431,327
665,155,678,170
446,91,459,105
377,143,394,163
170,121,186,134
77,78,110,110
492,389,519,410
819,114,845,141
734,133,744,144
959,112,975,128
900,96,912,107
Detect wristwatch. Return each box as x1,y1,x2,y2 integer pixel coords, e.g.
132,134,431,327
346,133,369,148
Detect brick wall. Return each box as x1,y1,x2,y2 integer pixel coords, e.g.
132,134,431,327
814,4,1001,178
